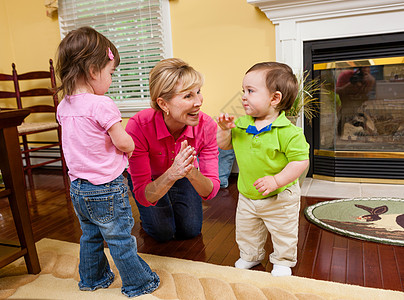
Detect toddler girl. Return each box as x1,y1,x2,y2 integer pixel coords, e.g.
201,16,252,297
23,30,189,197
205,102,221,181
56,26,159,297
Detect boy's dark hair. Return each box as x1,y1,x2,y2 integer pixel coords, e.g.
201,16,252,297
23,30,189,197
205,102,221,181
56,26,120,98
246,62,298,112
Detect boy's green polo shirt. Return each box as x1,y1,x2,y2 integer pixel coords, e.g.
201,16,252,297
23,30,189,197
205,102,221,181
231,111,309,200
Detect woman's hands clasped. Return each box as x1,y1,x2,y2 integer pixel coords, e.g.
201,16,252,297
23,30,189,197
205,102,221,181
168,140,196,181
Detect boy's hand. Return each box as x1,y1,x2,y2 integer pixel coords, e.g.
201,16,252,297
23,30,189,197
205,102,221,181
253,176,280,196
216,113,236,130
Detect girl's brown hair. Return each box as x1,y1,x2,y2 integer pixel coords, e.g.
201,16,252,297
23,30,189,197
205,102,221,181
55,26,120,98
149,58,203,111
246,62,298,112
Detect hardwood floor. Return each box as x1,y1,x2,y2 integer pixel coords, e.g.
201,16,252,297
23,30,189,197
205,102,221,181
1,169,403,292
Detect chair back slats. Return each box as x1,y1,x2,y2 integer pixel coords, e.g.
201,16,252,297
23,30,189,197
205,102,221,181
0,60,59,111
0,73,13,81
0,91,16,98
25,105,56,113
20,88,53,97
18,71,51,81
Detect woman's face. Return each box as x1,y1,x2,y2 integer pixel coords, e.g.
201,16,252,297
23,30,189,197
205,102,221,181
162,84,203,128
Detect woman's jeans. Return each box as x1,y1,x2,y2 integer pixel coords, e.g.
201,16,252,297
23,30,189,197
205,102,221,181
70,174,160,297
127,176,203,242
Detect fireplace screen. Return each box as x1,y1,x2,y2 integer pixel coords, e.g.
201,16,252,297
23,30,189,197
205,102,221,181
314,57,404,152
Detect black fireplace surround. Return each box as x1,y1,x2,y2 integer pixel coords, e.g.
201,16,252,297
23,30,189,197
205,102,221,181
303,32,404,180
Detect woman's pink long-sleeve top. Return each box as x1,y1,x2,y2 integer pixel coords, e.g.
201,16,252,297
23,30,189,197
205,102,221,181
126,108,220,207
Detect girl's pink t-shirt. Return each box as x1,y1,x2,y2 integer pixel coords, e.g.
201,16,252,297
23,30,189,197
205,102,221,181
126,108,220,207
56,93,127,185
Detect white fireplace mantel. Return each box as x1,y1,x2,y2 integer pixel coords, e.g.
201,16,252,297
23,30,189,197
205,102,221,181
248,0,404,71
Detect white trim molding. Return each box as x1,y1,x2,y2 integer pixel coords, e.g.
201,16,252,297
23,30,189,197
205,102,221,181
247,0,404,23
248,0,404,71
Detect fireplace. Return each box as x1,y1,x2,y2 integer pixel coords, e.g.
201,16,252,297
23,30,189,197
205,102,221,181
304,33,404,181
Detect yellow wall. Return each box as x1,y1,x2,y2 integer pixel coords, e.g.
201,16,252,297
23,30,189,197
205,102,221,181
0,1,12,73
0,0,60,111
1,0,275,125
0,0,61,141
0,0,60,74
170,0,275,118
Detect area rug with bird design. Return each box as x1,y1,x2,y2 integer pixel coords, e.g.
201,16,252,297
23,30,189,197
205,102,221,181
304,197,404,246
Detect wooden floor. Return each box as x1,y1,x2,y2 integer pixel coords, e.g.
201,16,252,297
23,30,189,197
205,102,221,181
1,169,403,292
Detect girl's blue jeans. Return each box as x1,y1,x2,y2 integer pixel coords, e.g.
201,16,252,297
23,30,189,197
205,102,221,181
70,174,160,297
127,176,203,242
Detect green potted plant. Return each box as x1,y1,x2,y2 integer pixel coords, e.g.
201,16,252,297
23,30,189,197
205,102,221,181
286,71,323,125
285,71,327,185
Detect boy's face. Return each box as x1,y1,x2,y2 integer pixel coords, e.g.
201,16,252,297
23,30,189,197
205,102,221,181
242,70,274,119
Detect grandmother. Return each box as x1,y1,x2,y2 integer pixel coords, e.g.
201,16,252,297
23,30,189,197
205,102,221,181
126,58,220,242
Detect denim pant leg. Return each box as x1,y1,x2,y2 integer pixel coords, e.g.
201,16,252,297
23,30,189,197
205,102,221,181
170,178,204,240
127,176,203,242
218,148,235,188
70,181,115,291
71,175,160,297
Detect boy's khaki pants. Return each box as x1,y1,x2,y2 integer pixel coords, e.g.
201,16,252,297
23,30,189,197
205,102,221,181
236,183,300,267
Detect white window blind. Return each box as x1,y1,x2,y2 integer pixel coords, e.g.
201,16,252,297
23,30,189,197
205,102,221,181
58,0,172,116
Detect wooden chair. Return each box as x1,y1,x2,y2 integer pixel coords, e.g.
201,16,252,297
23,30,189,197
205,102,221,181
0,60,69,202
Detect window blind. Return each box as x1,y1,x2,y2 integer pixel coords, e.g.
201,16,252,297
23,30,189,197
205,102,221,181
58,0,172,114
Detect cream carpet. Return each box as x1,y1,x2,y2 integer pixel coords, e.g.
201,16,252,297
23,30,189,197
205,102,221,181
1,238,403,300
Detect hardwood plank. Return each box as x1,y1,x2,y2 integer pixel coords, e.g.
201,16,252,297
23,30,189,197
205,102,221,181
346,239,364,286
187,213,235,261
329,236,347,284
206,227,235,265
363,243,383,289
312,230,334,281
379,245,402,291
194,223,234,263
394,247,404,291
169,221,215,260
221,243,240,267
294,223,321,278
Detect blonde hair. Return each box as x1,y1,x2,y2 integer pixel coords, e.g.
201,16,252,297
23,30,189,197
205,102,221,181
149,58,203,111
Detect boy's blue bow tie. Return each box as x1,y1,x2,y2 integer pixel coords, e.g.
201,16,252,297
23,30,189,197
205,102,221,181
245,124,272,135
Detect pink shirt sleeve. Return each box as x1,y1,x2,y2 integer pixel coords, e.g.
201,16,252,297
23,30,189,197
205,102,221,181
197,117,220,201
126,116,155,207
94,99,122,131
